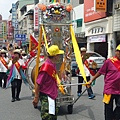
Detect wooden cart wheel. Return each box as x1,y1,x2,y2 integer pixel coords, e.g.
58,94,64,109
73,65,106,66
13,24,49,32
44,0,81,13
67,105,73,114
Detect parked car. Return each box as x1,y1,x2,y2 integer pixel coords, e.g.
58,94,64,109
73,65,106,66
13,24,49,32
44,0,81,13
71,51,106,76
86,51,106,70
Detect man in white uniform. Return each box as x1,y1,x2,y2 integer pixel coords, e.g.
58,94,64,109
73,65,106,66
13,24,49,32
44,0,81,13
21,51,28,63
77,47,95,99
0,49,9,88
8,49,25,102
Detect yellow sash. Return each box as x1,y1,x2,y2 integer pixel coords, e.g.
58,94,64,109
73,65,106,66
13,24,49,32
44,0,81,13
103,94,111,104
40,63,65,94
109,57,120,71
15,61,21,72
0,57,8,69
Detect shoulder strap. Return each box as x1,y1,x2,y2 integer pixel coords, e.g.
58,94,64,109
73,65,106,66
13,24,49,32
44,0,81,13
109,57,120,71
0,57,8,69
40,63,56,79
84,60,95,76
15,61,21,73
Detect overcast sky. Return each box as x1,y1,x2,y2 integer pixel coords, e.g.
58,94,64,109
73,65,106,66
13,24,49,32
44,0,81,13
0,0,17,20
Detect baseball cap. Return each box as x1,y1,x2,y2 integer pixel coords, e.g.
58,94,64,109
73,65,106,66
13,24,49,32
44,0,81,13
47,45,64,56
116,44,120,51
80,47,87,52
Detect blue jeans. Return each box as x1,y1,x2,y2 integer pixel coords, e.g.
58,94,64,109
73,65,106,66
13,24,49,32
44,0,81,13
78,76,93,97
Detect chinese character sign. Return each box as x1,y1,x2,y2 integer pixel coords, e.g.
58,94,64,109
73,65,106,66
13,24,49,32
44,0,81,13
34,5,39,31
12,3,18,29
2,22,7,39
15,34,26,42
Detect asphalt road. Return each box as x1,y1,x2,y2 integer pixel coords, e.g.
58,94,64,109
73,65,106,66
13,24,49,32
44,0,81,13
0,76,104,120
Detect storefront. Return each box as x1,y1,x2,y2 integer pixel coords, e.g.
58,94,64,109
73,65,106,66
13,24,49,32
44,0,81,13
75,32,87,48
113,1,120,51
85,17,113,58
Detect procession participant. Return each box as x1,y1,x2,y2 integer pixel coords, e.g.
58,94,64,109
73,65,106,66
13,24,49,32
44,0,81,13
77,47,95,99
0,49,1,57
89,44,120,120
21,51,27,63
7,49,27,102
2,46,7,50
32,45,64,120
0,49,9,88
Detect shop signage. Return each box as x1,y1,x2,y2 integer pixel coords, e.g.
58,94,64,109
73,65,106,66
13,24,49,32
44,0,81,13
12,3,18,29
84,0,106,23
34,5,39,31
15,34,26,42
89,27,104,34
95,0,107,12
88,35,106,43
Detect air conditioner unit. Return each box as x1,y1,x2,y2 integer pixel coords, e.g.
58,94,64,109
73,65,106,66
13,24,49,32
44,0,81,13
114,4,119,9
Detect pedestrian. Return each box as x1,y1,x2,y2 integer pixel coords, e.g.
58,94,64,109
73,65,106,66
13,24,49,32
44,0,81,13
8,49,26,102
32,45,64,120
89,44,120,120
0,49,9,88
77,47,95,99
21,50,28,63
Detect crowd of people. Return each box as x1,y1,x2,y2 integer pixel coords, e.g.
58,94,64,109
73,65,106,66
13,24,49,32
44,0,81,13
0,45,28,102
0,43,120,120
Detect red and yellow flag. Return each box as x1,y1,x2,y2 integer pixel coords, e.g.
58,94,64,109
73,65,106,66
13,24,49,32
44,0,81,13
29,34,38,52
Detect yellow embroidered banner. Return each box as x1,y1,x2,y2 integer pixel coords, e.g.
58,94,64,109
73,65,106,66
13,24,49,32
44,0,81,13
42,26,48,50
70,26,87,83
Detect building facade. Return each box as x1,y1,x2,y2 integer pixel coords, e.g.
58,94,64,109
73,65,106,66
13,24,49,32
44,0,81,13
7,15,14,42
113,0,120,52
9,0,34,48
84,0,114,58
73,4,86,48
85,17,113,58
0,15,7,48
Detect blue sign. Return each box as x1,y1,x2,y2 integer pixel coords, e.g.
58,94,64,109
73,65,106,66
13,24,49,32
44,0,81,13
12,3,18,30
15,34,26,41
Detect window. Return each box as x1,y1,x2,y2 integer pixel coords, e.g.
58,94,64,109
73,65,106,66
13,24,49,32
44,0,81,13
76,19,82,28
90,53,100,57
79,0,84,4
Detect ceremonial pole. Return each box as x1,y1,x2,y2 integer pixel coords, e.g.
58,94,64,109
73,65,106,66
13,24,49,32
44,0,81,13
34,26,42,87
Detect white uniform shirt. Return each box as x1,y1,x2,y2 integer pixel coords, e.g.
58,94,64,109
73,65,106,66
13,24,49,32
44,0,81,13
78,59,90,77
0,57,9,72
8,59,25,79
22,56,27,63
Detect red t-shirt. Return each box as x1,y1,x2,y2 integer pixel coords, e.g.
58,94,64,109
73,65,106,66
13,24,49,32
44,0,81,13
98,59,120,95
36,58,58,100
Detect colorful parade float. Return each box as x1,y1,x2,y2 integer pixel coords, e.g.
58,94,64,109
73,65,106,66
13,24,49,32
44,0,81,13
26,0,89,114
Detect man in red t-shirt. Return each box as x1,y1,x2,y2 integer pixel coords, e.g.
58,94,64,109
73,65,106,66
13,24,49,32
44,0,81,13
89,44,120,120
33,45,64,120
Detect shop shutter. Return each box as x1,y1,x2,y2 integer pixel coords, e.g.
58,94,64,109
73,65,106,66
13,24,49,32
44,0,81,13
113,10,120,31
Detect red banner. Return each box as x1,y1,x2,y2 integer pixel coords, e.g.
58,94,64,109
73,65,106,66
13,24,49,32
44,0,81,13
84,0,106,23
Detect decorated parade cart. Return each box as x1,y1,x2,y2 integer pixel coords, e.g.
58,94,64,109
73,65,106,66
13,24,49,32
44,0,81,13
26,0,89,114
